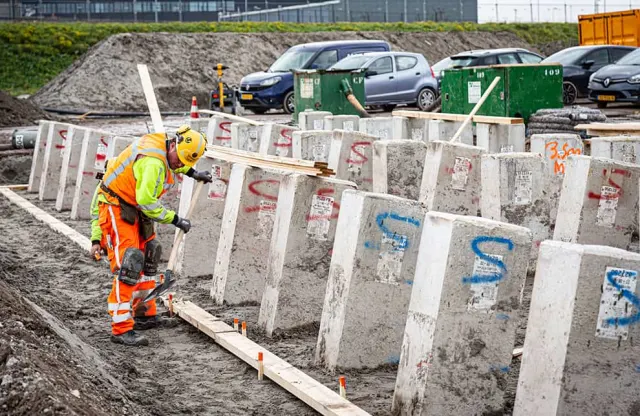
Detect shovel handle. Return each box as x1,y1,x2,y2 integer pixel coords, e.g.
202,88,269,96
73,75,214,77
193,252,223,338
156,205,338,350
166,180,205,271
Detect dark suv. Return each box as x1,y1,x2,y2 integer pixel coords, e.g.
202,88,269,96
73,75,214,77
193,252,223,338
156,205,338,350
432,48,543,83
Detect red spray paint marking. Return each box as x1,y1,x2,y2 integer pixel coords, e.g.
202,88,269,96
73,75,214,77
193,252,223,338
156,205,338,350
208,178,229,199
273,129,293,148
55,130,68,149
82,171,94,176
587,168,629,200
306,188,341,221
444,160,473,175
95,137,108,163
346,141,371,164
216,121,232,142
244,179,280,213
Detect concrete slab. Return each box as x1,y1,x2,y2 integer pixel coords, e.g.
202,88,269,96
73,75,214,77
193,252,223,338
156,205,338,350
28,121,51,193
299,111,332,130
481,153,550,257
39,122,72,201
257,175,356,336
358,117,394,140
323,115,359,132
514,241,640,416
327,130,379,191
231,122,264,152
392,212,532,415
56,126,87,212
177,155,232,278
260,123,299,157
419,140,485,215
553,155,640,250
211,164,286,305
206,117,233,148
70,130,114,220
372,140,428,200
529,133,583,220
315,190,427,370
589,136,640,163
476,123,526,153
292,130,333,163
428,119,473,145
394,117,429,142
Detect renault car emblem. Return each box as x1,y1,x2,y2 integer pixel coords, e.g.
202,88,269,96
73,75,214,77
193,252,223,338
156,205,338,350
604,78,611,87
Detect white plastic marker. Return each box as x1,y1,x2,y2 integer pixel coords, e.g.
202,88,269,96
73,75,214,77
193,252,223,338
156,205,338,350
137,64,165,133
241,321,247,337
339,376,346,398
258,352,264,380
233,317,239,330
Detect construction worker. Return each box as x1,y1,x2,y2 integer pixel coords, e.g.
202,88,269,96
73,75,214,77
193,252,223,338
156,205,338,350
89,125,212,346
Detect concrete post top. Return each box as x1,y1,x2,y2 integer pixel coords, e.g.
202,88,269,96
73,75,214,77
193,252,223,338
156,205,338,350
539,240,640,261
426,211,532,239
363,117,394,122
482,152,544,161
428,140,486,152
342,189,427,206
284,173,357,188
293,130,333,137
230,121,249,127
587,136,640,143
530,133,581,140
567,154,640,168
332,130,378,140
374,140,428,148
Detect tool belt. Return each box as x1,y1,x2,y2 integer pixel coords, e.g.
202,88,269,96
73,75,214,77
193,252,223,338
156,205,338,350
100,183,155,240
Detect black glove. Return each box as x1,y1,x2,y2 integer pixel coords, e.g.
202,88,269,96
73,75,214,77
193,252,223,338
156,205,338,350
188,169,213,184
172,216,192,233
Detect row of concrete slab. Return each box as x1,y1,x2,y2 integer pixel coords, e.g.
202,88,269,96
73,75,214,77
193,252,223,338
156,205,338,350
26,113,640,415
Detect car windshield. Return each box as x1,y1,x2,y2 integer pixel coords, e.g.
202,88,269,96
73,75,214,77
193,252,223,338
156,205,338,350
330,55,372,70
615,49,640,65
269,49,316,72
542,48,589,65
433,56,477,73
431,57,452,74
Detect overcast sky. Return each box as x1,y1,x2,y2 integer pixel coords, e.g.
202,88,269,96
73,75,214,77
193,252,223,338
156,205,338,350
477,0,640,23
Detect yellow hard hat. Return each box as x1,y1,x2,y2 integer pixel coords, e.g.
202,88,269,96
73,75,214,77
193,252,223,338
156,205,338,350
175,125,206,168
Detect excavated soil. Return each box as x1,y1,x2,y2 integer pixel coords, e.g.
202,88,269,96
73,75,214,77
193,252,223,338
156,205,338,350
33,31,538,113
0,91,52,128
0,153,32,185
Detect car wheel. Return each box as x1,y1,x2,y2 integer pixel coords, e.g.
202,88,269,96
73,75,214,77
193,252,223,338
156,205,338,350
283,91,295,114
251,108,267,115
381,104,397,112
417,88,436,111
562,81,578,105
597,101,608,109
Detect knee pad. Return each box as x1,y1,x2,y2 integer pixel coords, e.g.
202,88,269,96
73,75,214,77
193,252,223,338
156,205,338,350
143,240,163,276
118,248,144,286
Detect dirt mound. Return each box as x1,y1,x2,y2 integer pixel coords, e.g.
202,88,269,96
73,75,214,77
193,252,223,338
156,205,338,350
0,91,51,128
33,31,537,112
0,153,32,185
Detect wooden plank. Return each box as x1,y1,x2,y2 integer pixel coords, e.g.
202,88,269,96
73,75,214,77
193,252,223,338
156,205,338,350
210,145,321,168
168,300,370,416
6,184,28,190
199,109,263,126
392,110,524,125
205,149,334,177
137,64,165,134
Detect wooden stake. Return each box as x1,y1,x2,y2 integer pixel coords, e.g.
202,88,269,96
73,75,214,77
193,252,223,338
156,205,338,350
339,376,346,399
450,76,501,143
241,321,247,337
233,317,239,330
258,352,264,381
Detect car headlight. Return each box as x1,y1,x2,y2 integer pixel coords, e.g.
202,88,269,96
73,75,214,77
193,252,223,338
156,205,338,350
260,76,282,87
589,73,596,83
628,74,640,84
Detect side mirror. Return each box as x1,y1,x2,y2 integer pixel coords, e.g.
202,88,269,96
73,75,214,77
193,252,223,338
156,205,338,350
365,70,377,78
582,60,595,69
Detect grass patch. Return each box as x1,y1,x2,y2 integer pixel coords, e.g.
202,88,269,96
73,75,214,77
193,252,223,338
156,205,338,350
0,21,578,96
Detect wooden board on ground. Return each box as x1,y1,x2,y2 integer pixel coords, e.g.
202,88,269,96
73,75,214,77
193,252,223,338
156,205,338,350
393,110,524,125
574,122,640,137
199,109,263,126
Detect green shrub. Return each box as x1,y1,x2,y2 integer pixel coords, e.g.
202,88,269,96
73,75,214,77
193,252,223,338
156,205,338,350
0,21,578,96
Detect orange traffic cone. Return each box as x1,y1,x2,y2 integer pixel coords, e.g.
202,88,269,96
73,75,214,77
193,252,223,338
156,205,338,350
190,96,199,119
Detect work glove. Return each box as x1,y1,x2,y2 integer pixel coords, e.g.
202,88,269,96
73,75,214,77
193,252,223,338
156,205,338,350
90,242,102,260
189,169,213,184
173,216,192,233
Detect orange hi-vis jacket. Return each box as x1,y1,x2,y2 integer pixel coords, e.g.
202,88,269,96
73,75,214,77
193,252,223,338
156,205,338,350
98,133,176,209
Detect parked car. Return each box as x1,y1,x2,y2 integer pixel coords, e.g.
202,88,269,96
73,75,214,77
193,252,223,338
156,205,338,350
328,52,438,111
432,48,543,83
588,48,640,108
542,45,636,105
238,40,390,114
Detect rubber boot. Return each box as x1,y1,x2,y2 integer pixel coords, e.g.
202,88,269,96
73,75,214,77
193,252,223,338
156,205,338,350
110,330,149,346
134,315,179,330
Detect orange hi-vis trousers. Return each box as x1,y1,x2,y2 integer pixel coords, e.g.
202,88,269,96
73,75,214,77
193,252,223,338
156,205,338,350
98,203,158,335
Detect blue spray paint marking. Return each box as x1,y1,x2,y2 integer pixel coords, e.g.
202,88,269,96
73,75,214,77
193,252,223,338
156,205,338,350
603,268,640,327
489,365,510,373
386,355,400,365
462,236,514,284
363,211,421,251
635,364,640,373
496,313,510,321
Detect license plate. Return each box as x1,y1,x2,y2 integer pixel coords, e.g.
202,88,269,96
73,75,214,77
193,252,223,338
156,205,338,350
598,95,616,102
241,93,253,100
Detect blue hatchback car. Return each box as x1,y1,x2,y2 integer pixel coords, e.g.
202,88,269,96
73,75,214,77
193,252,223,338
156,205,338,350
238,40,391,114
